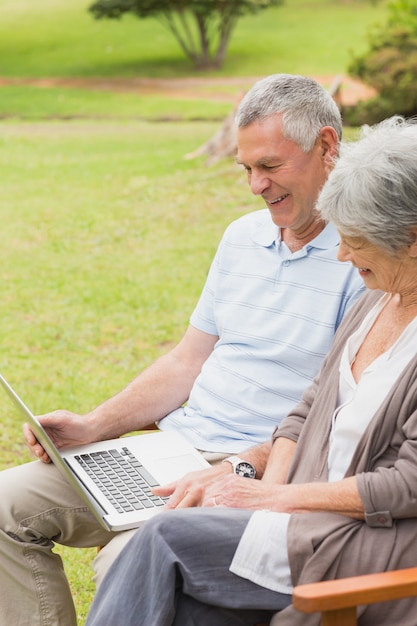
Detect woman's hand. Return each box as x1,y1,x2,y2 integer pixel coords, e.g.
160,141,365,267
153,463,232,508
202,474,280,510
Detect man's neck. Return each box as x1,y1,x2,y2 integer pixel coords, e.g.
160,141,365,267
281,220,326,253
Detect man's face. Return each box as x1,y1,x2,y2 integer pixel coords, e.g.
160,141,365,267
236,114,338,236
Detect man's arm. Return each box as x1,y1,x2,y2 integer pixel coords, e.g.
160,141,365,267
24,325,218,461
87,325,217,438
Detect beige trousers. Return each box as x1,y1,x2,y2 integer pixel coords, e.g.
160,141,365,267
0,450,229,626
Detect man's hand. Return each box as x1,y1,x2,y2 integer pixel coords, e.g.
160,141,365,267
23,410,94,463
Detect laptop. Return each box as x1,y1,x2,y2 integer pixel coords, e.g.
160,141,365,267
0,373,210,531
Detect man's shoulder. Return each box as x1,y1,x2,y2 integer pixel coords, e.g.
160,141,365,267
227,208,270,229
222,209,275,242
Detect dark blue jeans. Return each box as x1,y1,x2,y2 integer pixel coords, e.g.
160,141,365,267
86,508,292,626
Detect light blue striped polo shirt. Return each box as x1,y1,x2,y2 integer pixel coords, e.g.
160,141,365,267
159,209,365,453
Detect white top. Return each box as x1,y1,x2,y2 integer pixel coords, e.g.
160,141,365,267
230,293,417,592
329,293,417,481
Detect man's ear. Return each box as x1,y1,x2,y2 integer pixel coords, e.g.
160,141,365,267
319,126,339,164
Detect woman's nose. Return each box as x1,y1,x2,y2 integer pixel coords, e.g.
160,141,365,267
337,241,351,263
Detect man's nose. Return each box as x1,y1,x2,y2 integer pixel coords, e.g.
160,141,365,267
249,171,270,196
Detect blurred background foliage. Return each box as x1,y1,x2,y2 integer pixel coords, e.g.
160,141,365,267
347,0,417,124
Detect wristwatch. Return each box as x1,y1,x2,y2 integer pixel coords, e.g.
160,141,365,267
222,455,256,479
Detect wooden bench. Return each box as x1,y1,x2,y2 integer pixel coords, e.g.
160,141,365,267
291,567,417,626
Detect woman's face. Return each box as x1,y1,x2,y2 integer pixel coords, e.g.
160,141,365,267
337,233,417,295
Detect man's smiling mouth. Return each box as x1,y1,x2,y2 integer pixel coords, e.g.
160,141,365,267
267,193,290,205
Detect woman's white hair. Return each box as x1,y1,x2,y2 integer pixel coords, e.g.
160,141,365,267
317,116,417,255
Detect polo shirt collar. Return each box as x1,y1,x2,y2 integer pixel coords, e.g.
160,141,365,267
308,222,340,250
252,215,339,250
251,217,279,247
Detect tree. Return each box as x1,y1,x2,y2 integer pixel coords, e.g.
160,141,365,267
347,0,417,124
88,0,282,69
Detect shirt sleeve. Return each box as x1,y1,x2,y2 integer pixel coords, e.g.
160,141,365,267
189,241,222,336
229,510,293,594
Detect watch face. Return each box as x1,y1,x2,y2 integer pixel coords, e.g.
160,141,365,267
235,462,256,479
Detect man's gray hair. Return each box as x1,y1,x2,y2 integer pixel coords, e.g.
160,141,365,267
235,73,343,152
317,115,417,255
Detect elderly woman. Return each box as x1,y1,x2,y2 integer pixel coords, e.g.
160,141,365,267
86,116,417,626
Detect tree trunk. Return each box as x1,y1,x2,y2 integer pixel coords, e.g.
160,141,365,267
184,100,242,165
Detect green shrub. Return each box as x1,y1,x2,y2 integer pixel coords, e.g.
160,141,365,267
347,1,417,124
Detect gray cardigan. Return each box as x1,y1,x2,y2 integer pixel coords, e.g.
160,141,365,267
272,289,417,626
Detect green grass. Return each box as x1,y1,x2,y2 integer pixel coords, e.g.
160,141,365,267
0,0,387,79
0,84,232,120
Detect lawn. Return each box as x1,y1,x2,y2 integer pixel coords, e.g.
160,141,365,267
0,118,256,623
0,0,383,623
0,83,233,120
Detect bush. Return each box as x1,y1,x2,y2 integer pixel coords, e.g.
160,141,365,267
347,1,417,124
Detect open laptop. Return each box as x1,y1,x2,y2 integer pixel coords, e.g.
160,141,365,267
0,373,210,531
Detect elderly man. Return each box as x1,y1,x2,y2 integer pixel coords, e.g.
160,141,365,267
0,74,364,625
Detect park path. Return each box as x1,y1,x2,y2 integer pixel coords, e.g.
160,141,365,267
0,74,376,106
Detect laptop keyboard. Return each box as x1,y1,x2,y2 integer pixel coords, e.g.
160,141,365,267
75,446,169,514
